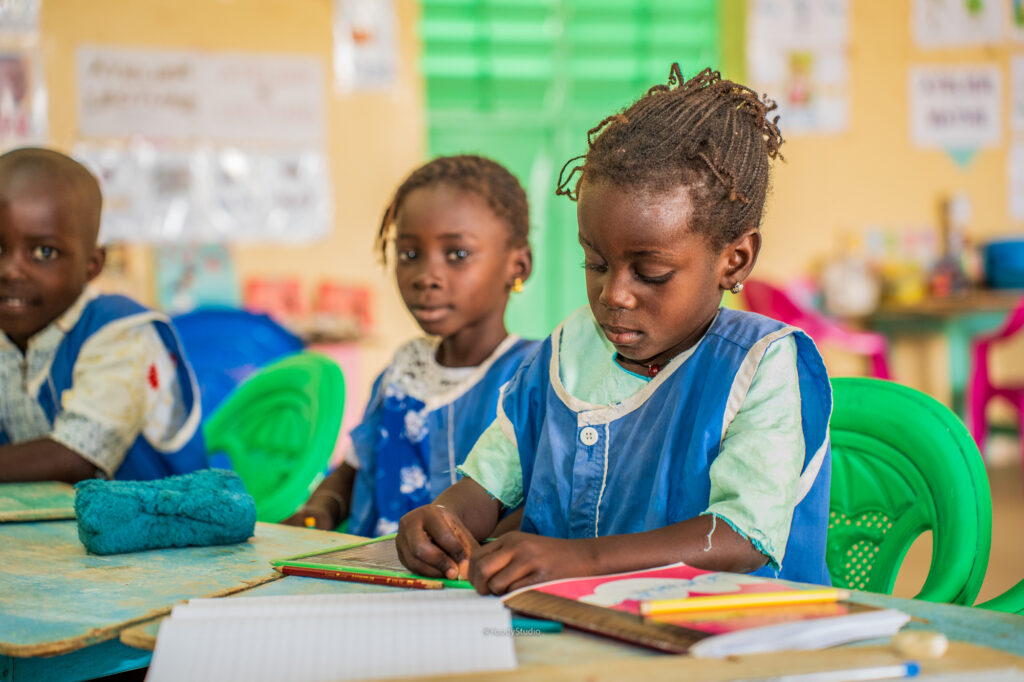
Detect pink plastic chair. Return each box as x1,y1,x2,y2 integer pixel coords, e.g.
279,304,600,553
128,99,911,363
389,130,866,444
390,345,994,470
741,279,892,379
967,295,1024,459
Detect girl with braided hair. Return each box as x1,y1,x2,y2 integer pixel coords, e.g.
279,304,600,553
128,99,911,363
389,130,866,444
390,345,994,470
284,155,536,536
396,66,832,593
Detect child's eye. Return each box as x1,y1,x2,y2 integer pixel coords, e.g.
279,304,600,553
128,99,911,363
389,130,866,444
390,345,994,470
32,246,59,261
636,271,672,285
447,249,470,262
396,249,417,262
581,260,607,273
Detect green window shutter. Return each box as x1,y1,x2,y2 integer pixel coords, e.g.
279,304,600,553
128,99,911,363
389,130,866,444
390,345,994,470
421,0,721,338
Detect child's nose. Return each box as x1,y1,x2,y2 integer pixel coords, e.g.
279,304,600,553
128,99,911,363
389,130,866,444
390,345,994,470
0,252,27,283
599,270,636,310
410,256,444,290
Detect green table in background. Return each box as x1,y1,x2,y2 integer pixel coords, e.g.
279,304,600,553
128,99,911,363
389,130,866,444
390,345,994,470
869,289,1022,417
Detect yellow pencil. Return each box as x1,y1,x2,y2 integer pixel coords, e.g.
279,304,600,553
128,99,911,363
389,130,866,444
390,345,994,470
639,587,849,616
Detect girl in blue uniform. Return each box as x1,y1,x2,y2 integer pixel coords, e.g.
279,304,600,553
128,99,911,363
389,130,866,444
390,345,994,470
396,66,833,592
285,155,536,536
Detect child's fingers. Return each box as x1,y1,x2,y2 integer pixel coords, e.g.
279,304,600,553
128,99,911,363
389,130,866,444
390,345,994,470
395,525,456,578
467,540,532,595
481,556,535,595
423,512,478,579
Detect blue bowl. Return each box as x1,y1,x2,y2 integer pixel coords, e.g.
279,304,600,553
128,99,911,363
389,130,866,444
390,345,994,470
984,238,1024,289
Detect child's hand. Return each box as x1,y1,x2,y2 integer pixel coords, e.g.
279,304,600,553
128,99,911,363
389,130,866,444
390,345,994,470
281,504,334,530
467,532,594,595
396,504,479,581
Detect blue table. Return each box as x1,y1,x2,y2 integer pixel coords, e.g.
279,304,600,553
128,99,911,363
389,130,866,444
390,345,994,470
0,519,358,682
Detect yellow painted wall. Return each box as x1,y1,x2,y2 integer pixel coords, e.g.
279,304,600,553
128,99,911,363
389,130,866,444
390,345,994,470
760,1,1021,281
748,2,1023,402
40,0,423,404
36,1,1023,408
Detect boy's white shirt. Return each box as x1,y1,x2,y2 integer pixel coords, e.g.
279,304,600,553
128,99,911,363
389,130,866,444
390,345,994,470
0,285,187,478
459,306,805,569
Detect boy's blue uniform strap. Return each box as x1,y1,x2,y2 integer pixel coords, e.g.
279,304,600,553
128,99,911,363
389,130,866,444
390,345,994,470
38,294,206,480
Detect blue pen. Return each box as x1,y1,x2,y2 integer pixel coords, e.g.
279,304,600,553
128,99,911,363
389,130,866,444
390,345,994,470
772,661,920,682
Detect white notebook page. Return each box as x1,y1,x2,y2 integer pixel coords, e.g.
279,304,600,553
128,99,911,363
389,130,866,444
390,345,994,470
147,592,516,682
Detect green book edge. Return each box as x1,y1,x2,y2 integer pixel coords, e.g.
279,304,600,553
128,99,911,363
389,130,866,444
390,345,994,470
271,533,474,590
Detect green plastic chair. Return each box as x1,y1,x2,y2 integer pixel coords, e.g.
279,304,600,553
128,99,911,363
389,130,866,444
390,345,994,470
203,351,345,523
827,377,992,605
976,579,1024,615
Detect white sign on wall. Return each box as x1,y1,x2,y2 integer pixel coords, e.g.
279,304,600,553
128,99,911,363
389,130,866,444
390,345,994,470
909,66,1001,149
912,0,1004,47
747,0,849,135
1012,56,1024,132
77,47,324,143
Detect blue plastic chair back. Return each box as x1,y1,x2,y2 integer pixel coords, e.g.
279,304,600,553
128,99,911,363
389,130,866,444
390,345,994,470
171,306,304,420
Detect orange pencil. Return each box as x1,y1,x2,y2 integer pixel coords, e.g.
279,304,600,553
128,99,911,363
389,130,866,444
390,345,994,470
280,565,445,589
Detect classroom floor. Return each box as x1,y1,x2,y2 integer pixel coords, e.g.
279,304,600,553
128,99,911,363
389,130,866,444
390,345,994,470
893,434,1023,604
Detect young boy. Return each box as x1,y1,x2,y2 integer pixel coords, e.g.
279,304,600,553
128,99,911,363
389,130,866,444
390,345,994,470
0,147,205,483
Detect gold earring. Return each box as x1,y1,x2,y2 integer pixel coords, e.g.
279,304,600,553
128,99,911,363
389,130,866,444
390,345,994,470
512,277,524,293
730,281,744,295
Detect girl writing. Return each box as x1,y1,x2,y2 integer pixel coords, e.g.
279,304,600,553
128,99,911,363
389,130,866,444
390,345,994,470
285,155,536,536
395,67,832,593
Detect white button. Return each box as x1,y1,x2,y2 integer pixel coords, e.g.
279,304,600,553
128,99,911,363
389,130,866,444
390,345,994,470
580,426,599,446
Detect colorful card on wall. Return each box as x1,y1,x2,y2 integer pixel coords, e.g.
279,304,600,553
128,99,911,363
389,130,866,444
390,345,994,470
155,244,240,314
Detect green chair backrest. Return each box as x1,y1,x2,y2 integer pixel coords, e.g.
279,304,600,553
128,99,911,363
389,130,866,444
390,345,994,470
827,377,992,605
976,579,1024,615
203,351,345,523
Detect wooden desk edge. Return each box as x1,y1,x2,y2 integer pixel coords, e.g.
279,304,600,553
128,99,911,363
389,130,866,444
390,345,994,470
1,572,285,658
377,641,1024,682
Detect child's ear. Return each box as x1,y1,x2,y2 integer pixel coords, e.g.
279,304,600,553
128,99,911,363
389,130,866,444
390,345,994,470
717,228,761,290
85,246,106,282
508,244,533,285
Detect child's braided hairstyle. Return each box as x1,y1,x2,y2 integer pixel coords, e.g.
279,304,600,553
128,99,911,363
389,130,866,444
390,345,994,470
377,154,529,262
557,64,783,250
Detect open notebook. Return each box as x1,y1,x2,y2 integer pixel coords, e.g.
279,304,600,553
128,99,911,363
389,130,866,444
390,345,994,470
502,563,911,657
146,591,516,682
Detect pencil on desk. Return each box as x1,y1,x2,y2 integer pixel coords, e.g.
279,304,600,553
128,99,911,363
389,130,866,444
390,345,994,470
640,587,849,616
280,565,445,589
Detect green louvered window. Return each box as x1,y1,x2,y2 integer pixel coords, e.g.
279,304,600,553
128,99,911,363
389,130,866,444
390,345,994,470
421,0,722,337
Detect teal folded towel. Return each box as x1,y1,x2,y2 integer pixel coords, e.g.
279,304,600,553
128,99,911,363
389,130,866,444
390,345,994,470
75,469,257,555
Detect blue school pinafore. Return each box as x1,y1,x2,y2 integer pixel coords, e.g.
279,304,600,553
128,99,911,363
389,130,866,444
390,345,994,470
347,335,538,537
500,308,833,585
